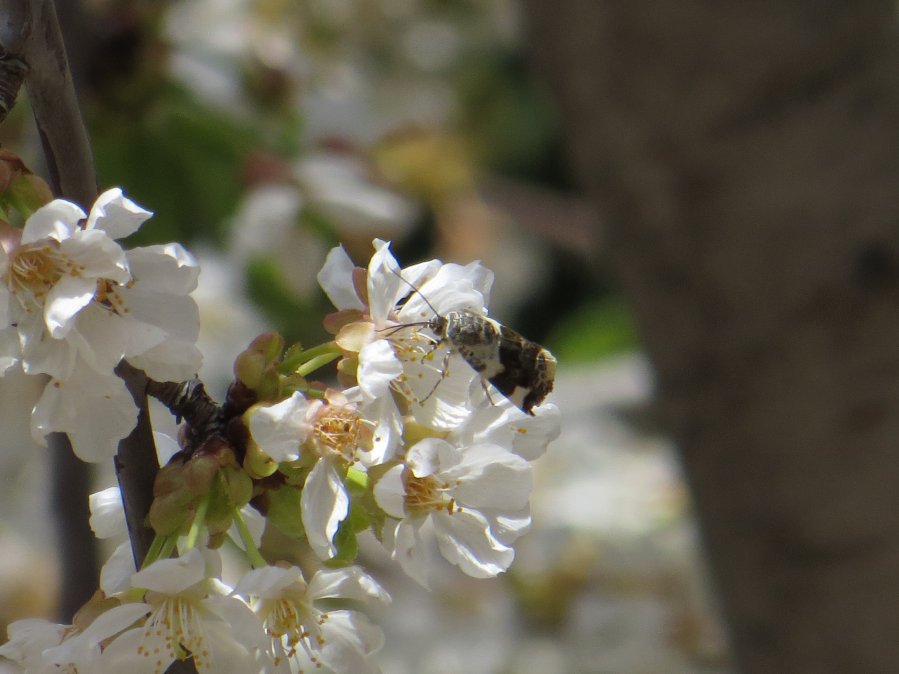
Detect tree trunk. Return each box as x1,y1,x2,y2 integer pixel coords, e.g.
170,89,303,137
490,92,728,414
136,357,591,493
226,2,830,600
522,1,899,671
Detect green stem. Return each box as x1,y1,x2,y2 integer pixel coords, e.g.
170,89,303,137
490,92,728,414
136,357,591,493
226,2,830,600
296,351,341,377
233,507,267,569
158,534,178,560
140,534,166,569
279,341,341,374
184,493,211,551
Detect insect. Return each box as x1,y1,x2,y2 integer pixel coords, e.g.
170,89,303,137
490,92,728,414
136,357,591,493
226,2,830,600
387,269,556,415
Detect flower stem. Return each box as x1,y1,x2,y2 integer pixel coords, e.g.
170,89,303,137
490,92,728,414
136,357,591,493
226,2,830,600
279,341,341,374
233,507,267,569
184,492,211,551
141,534,166,568
296,351,341,377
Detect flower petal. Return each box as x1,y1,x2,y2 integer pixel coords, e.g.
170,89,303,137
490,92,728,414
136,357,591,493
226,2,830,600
247,392,314,462
86,188,153,239
89,486,125,539
433,508,514,578
301,458,350,560
318,245,365,311
373,464,406,518
21,199,84,244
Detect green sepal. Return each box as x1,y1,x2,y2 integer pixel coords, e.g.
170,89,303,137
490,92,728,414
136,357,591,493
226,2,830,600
221,464,253,507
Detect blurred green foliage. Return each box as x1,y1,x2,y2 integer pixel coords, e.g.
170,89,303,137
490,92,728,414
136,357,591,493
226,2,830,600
548,298,638,363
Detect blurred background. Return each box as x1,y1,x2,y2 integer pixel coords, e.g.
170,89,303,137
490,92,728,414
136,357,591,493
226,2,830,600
0,1,739,672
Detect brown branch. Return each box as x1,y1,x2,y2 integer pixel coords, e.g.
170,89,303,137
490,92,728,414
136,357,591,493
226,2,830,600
19,0,95,205
0,0,104,620
114,362,159,569
0,0,28,123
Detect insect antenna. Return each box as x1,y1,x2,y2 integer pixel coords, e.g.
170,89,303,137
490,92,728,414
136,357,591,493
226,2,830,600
389,265,441,318
377,320,431,337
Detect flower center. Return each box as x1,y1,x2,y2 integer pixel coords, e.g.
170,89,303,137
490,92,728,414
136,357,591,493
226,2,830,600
137,596,209,673
264,598,327,669
5,242,75,309
313,406,363,462
402,471,459,515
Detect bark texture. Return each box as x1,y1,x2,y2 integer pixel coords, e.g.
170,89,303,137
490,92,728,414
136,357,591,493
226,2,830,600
522,1,899,672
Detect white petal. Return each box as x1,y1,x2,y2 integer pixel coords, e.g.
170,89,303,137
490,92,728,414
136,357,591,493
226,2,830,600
86,188,153,239
44,274,97,338
373,464,406,519
0,618,66,663
127,340,202,382
358,338,402,399
433,509,514,578
203,621,267,674
99,541,137,595
233,565,304,599
0,325,20,373
301,459,350,560
31,369,138,462
358,395,402,465
71,304,166,373
393,518,434,588
366,239,405,328
451,444,532,511
406,437,458,478
89,486,125,538
462,401,561,461
308,566,390,604
398,261,493,322
98,626,163,674
203,594,268,651
487,509,532,546
61,228,130,283
130,548,207,594
317,245,365,311
19,312,77,378
247,392,313,462
21,199,84,243
317,610,385,673
82,601,148,643
126,243,199,295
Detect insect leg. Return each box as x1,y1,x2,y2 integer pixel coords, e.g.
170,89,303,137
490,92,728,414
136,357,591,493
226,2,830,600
479,378,497,406
418,347,453,405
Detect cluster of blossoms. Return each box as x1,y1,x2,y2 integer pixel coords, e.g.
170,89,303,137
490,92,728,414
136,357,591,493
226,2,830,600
0,184,559,673
0,187,201,461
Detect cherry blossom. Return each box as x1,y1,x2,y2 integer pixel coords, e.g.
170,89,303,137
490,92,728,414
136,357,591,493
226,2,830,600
234,564,389,674
374,436,533,587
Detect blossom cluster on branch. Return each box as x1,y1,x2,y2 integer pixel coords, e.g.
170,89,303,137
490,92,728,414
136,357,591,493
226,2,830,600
0,184,559,673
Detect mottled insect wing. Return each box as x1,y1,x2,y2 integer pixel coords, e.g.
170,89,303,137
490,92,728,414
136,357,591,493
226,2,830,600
489,324,557,415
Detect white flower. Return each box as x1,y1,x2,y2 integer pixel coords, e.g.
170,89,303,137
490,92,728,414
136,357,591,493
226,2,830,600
0,607,144,674
297,151,418,239
0,618,67,673
0,189,202,461
89,486,127,539
373,436,532,587
100,549,266,674
234,564,389,674
453,398,562,461
318,239,494,460
247,391,373,560
29,360,138,462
